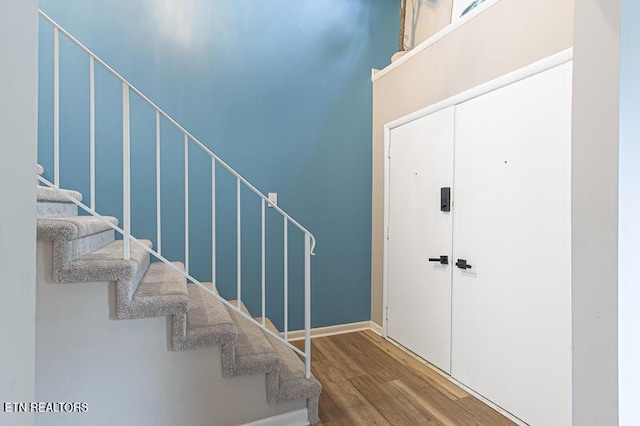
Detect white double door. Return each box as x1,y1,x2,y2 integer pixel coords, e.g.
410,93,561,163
387,63,572,425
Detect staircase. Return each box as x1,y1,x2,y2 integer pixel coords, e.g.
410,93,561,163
36,167,321,424
35,8,320,426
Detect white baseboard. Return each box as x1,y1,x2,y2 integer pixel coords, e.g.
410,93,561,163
369,321,383,336
241,408,308,426
287,321,373,341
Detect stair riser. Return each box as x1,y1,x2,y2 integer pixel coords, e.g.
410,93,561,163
307,398,319,425
222,308,282,378
119,296,189,320
52,230,115,270
117,261,193,321
172,321,237,351
115,254,151,317
37,186,82,203
53,248,148,284
171,286,237,351
221,342,237,378
72,230,115,261
235,354,281,376
129,254,151,298
172,314,188,351
37,202,78,218
54,259,137,283
269,378,322,405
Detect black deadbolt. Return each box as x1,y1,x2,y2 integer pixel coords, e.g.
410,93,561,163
441,187,451,212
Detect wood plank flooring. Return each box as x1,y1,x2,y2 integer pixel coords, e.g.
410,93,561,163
293,330,516,426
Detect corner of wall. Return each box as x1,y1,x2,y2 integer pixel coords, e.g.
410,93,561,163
570,0,621,424
0,1,39,425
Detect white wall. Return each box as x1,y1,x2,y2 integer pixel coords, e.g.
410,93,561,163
619,1,640,424
571,0,620,424
0,1,38,425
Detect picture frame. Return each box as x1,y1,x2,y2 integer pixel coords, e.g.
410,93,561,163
451,0,489,23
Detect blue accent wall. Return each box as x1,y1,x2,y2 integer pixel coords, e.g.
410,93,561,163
38,0,399,329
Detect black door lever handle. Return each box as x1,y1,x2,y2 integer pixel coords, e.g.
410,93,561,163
455,259,472,270
428,255,449,265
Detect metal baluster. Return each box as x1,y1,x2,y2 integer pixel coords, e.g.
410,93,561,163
184,134,189,274
156,111,162,255
237,178,241,307
284,218,289,340
304,233,312,378
122,83,131,260
261,199,266,325
53,27,60,187
211,158,216,288
90,57,95,210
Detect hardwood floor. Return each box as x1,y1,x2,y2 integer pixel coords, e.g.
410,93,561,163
293,330,516,426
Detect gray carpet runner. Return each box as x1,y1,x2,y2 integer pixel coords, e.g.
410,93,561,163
37,186,81,217
35,168,320,425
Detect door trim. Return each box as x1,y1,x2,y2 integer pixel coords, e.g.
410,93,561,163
382,47,573,337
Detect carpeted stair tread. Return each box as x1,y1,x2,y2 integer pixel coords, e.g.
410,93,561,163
37,216,118,241
37,186,82,203
58,239,152,283
201,282,217,294
177,284,236,349
229,300,251,316
254,317,279,334
187,284,229,329
223,307,281,377
126,262,190,318
263,329,322,405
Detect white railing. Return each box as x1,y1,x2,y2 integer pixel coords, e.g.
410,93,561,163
39,9,315,379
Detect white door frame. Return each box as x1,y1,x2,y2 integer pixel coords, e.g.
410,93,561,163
381,48,573,337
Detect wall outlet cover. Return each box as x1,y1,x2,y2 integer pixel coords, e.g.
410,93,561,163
268,193,277,207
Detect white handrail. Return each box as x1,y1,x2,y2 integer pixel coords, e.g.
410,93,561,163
38,9,316,254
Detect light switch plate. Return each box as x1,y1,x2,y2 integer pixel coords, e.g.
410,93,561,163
268,193,278,207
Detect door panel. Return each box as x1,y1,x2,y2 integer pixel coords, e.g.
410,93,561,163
387,107,454,373
452,63,573,425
